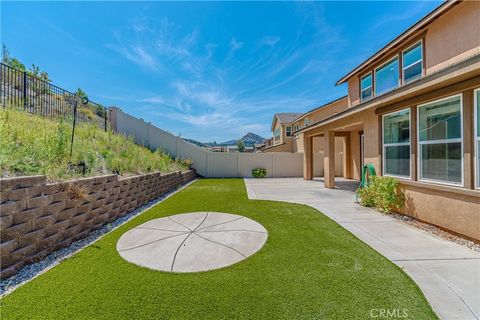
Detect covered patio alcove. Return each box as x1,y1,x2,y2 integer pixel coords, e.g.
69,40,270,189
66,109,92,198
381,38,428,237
302,109,381,189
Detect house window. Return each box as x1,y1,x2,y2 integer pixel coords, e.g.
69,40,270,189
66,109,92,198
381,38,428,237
361,73,372,101
418,95,463,185
286,126,292,137
375,57,399,96
273,128,281,142
304,118,309,127
403,41,423,84
475,88,480,188
383,109,410,178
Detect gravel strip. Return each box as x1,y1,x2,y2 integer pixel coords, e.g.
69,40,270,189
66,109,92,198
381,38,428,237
0,179,198,297
390,212,480,253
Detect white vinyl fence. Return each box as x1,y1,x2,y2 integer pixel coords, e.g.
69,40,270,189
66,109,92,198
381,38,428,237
110,108,342,178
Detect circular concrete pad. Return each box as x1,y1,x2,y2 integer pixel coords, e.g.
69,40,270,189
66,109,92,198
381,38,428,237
117,212,268,272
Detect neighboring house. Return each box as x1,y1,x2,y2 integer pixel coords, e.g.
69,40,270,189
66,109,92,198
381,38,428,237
263,113,303,152
227,145,239,152
262,98,349,176
209,146,228,152
264,138,273,149
254,143,265,152
296,0,479,241
291,96,349,153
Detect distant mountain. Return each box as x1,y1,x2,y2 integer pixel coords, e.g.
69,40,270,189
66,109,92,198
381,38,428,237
221,140,237,146
183,132,266,147
235,132,266,146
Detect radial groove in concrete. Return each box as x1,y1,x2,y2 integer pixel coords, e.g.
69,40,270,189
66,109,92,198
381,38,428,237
117,212,268,273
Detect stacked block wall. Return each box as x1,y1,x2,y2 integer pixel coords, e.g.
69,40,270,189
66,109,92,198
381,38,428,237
0,170,196,279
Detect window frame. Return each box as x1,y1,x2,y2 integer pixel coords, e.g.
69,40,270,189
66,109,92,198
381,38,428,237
304,118,309,127
374,55,400,97
286,126,292,137
360,72,373,102
417,94,464,187
474,88,480,189
273,128,281,143
402,40,423,85
382,108,411,179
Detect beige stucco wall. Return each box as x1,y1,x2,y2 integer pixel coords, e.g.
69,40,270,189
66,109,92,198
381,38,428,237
348,76,360,107
350,130,362,180
263,138,293,153
362,109,381,173
293,133,304,153
346,1,480,108
308,98,349,124
426,1,480,74
293,97,349,130
398,184,480,241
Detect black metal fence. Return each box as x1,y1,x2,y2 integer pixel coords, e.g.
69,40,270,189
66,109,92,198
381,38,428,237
0,62,108,130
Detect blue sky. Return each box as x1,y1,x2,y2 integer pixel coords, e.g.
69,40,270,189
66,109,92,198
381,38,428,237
2,1,441,142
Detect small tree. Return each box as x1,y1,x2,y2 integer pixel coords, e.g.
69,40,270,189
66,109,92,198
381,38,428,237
75,88,88,100
28,64,51,82
236,139,245,152
2,44,26,71
2,44,51,82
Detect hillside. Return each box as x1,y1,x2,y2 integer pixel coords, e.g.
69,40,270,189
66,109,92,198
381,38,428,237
236,132,266,146
0,108,188,180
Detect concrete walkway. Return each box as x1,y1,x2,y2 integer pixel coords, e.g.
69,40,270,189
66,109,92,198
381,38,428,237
245,177,480,320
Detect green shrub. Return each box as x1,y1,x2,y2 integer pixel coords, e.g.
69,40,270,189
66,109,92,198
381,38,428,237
176,157,193,169
252,168,267,178
78,107,96,120
356,176,405,213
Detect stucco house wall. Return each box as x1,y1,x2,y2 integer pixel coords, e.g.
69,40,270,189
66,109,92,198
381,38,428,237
346,1,480,108
425,1,480,74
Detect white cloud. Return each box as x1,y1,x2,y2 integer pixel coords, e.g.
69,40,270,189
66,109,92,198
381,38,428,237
138,96,165,104
227,37,243,59
259,36,280,46
107,32,158,71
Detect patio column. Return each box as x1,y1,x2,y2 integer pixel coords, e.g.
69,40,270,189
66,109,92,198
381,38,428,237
303,135,313,180
324,130,335,188
343,134,352,179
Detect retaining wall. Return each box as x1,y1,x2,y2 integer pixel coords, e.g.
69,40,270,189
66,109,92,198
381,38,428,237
0,170,196,279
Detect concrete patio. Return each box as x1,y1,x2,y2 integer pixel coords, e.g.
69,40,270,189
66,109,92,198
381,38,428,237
245,177,480,320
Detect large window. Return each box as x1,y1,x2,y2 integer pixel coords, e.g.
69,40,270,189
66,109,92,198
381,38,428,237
375,57,399,96
475,89,480,188
361,73,372,101
383,109,410,178
418,95,463,185
286,126,292,137
273,128,281,143
403,42,423,84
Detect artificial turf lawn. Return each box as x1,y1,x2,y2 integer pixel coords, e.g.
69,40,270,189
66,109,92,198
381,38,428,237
0,179,437,319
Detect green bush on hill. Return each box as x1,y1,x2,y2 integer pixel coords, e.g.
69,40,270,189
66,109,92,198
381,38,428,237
0,107,188,180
